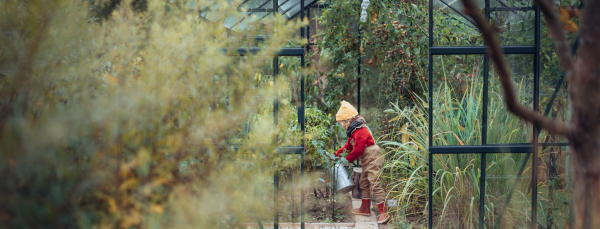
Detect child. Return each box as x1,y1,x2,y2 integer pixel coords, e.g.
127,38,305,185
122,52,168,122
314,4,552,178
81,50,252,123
334,101,389,224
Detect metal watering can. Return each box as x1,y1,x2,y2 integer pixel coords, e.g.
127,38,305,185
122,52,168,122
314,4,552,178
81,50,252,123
327,163,355,193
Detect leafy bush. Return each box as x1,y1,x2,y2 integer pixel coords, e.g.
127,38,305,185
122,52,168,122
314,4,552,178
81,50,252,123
0,0,305,228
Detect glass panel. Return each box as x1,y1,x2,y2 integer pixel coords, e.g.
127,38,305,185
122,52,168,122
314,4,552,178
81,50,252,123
278,56,303,108
538,72,569,143
492,10,535,46
484,153,532,228
277,56,305,148
248,12,269,21
203,12,221,21
223,15,243,29
307,6,323,46
432,154,481,228
491,0,533,8
433,0,484,46
487,54,534,144
232,13,253,31
276,158,304,223
360,68,391,141
252,166,277,222
538,20,572,143
282,4,301,19
536,146,572,229
242,0,272,9
200,9,273,32
279,0,299,15
256,11,274,24
228,57,274,145
279,0,318,19
433,55,484,146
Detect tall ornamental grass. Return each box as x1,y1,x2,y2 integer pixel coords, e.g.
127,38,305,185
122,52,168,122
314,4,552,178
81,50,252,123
378,73,568,228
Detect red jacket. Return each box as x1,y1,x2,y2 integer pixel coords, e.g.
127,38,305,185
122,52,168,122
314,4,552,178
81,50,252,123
335,127,375,163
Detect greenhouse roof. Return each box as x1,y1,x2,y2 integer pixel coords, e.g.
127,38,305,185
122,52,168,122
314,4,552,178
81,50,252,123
197,0,318,31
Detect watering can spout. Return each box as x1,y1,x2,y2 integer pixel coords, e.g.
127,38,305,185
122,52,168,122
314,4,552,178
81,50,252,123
329,163,355,193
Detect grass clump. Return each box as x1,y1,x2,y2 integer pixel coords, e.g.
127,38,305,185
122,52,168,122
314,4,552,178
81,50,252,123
379,71,570,228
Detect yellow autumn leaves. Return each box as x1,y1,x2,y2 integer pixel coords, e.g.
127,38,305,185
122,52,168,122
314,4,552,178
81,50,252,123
0,0,306,228
559,6,580,33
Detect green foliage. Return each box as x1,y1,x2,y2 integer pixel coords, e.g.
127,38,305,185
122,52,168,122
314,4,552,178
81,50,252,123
248,103,342,169
309,0,574,227
0,0,306,228
380,77,569,228
390,204,416,229
310,0,430,117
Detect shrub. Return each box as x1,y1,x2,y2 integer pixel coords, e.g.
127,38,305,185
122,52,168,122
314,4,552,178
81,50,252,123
0,0,305,227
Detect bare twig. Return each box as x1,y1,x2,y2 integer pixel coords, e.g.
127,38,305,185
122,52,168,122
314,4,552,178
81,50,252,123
459,0,574,138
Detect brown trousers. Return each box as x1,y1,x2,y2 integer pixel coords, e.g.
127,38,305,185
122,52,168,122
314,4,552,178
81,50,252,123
358,145,386,203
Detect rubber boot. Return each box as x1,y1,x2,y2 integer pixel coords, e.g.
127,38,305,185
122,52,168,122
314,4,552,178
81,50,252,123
377,202,390,224
352,198,371,216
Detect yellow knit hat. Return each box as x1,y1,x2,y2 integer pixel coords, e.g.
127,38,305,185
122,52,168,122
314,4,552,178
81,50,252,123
336,100,358,121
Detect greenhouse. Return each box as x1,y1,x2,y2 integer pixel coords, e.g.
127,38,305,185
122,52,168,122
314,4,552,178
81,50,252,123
1,0,597,229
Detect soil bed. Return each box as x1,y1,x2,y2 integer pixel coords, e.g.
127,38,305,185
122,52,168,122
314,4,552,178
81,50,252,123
305,187,353,223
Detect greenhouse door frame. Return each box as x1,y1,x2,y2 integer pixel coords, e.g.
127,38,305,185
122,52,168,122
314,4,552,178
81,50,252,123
223,0,311,228
233,48,307,229
426,0,571,228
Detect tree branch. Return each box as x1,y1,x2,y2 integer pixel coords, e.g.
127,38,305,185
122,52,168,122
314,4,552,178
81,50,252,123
534,0,575,78
574,0,600,91
459,0,574,137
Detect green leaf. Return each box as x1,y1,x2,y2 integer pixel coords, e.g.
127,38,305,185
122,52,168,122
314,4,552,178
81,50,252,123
317,148,325,155
311,139,318,147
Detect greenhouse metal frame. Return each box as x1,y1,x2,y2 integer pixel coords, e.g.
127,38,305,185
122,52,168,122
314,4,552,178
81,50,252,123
200,0,318,228
426,0,574,228
201,0,577,228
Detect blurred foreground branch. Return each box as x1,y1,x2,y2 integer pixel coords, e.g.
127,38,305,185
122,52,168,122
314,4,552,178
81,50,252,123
460,0,600,228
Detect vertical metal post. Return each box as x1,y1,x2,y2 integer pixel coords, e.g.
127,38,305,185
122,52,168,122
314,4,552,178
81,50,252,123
479,64,488,228
274,171,279,229
480,1,490,228
274,57,279,125
357,79,361,114
479,70,493,229
300,55,306,229
357,16,362,114
307,8,311,54
332,164,336,219
272,1,278,228
356,11,362,165
427,0,434,227
300,0,306,229
300,1,305,226
300,0,304,38
273,57,280,229
292,167,295,223
531,3,541,228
